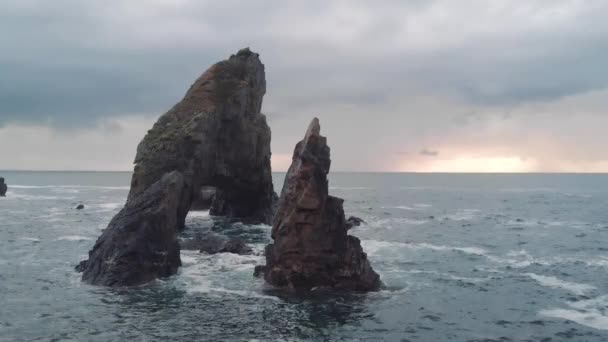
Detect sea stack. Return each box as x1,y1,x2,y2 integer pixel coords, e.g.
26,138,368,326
79,48,276,286
129,47,276,226
257,118,381,292
80,171,183,286
0,177,6,196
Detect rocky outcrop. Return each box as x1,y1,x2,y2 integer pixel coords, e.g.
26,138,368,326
256,118,381,292
180,234,253,255
80,171,184,286
80,48,276,286
346,216,365,229
129,47,276,226
0,177,6,196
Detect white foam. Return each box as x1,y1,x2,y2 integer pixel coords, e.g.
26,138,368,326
446,274,490,283
360,240,487,256
413,243,487,255
404,269,489,283
525,273,596,295
360,240,404,255
178,251,276,300
485,249,543,268
390,205,416,210
540,295,608,330
5,192,73,201
585,256,608,268
187,210,210,218
499,187,557,193
55,235,92,241
382,205,431,211
445,209,481,221
540,309,608,330
369,217,428,230
51,188,80,194
20,237,41,242
96,202,124,211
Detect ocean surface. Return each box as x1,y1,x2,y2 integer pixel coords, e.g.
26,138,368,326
1,171,608,341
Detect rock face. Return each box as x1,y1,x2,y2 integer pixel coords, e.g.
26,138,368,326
129,47,276,227
346,216,365,229
0,177,7,196
80,48,276,286
80,171,184,286
257,118,381,292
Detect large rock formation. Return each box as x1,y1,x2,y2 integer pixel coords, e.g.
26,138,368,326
129,47,276,226
0,177,6,196
80,171,184,286
79,48,276,286
257,118,381,292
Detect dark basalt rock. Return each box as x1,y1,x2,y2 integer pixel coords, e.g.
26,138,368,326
81,171,184,286
129,47,276,227
80,48,276,286
346,216,365,230
221,237,253,255
257,118,381,292
180,234,253,255
0,177,7,197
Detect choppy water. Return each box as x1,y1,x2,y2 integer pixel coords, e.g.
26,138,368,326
1,172,608,341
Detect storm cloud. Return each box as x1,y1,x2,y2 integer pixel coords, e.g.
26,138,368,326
1,0,607,171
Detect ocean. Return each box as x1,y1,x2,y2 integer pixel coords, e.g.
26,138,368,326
1,171,608,341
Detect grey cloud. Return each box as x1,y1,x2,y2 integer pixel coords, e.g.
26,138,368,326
2,0,608,129
420,149,439,157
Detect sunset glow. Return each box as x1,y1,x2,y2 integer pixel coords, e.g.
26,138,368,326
396,156,539,173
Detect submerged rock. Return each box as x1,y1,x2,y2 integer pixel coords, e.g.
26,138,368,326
257,118,381,292
221,238,253,255
80,48,277,286
0,177,6,196
81,171,184,286
180,234,253,255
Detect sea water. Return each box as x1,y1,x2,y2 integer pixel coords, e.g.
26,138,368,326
1,171,608,341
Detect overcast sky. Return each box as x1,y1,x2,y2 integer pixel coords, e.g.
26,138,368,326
1,0,607,172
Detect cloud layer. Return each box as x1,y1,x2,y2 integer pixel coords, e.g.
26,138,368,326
1,0,607,171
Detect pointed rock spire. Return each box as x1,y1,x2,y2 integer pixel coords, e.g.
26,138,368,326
257,118,382,292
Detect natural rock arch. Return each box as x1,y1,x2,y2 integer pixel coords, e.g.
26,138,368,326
79,48,277,286
129,48,276,227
